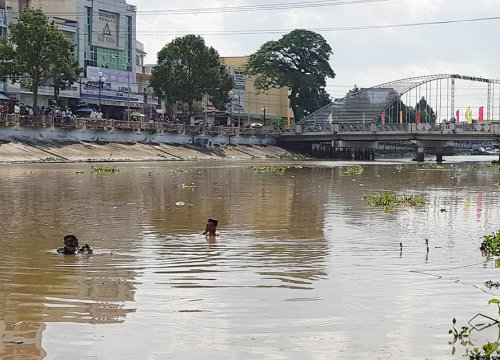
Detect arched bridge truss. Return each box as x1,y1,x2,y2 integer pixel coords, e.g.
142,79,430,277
305,74,500,126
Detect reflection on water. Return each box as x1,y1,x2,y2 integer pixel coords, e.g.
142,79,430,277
0,160,499,359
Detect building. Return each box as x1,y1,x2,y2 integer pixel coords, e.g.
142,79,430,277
4,0,140,118
220,56,293,127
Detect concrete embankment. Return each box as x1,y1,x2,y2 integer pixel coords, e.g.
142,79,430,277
0,139,294,163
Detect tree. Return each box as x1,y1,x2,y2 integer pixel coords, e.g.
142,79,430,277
0,9,81,116
246,29,335,122
151,35,233,119
416,96,436,123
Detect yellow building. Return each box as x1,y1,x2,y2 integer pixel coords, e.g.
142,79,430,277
220,56,293,126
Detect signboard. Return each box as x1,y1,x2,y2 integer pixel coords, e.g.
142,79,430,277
86,66,132,87
92,10,121,50
81,67,138,103
233,69,245,90
228,91,245,113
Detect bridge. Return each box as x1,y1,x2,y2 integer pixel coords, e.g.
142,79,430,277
278,122,500,162
279,74,500,162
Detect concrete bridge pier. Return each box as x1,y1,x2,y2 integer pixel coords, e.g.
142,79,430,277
416,147,425,162
413,140,452,163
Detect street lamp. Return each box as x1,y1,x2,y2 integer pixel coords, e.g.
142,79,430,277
261,106,268,126
111,54,131,121
92,72,106,110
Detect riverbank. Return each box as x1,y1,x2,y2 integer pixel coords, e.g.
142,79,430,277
0,139,297,163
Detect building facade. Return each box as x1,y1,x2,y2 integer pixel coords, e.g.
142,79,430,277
4,0,139,118
220,56,293,126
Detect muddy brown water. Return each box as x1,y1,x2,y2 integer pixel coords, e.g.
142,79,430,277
0,157,499,359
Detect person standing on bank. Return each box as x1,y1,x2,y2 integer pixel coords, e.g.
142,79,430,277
57,234,93,254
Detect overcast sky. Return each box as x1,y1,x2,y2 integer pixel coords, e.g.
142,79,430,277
127,0,500,101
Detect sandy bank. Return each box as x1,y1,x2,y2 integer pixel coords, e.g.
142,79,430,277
0,139,296,163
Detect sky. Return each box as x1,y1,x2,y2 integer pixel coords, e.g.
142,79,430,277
127,0,500,103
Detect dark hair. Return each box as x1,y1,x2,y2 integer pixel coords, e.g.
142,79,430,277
64,234,78,242
207,218,218,227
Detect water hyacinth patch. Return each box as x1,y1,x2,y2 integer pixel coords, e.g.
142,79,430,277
340,165,364,175
480,230,500,257
247,166,287,175
91,166,119,174
363,192,426,210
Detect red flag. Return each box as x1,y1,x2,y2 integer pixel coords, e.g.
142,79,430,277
456,110,460,122
478,106,484,123
416,111,420,125
381,111,385,125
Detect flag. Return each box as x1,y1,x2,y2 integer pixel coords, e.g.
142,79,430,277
465,106,472,124
381,111,385,125
478,106,484,123
400,111,403,124
416,111,420,125
456,109,460,122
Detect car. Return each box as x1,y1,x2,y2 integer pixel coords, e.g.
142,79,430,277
249,123,263,128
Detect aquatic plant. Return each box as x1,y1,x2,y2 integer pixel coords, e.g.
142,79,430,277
495,182,500,188
180,182,195,189
422,163,445,169
341,165,365,175
480,230,500,257
485,281,500,289
91,166,119,173
449,298,500,359
486,163,500,171
395,164,407,173
247,166,287,175
171,168,188,174
363,192,426,210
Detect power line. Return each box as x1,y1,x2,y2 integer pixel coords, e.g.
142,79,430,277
11,0,393,17
131,15,500,36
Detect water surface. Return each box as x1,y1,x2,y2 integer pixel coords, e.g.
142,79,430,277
0,159,499,359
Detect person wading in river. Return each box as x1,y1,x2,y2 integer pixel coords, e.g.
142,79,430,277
57,234,93,254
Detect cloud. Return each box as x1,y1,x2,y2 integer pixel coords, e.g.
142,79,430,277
128,0,500,98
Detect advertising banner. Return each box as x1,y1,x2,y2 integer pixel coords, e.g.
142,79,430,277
92,10,121,50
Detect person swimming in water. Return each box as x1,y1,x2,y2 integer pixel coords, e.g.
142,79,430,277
202,218,219,243
57,234,93,254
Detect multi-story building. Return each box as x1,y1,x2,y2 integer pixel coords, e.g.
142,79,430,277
4,0,139,118
220,56,293,126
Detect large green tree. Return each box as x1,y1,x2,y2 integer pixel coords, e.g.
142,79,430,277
151,35,233,119
0,9,81,116
246,29,335,122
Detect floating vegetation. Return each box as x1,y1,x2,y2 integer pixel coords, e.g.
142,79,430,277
341,165,365,175
247,166,287,175
480,230,500,257
363,192,426,210
486,163,500,170
485,281,500,289
171,168,188,174
180,182,195,189
422,163,445,169
91,166,119,174
395,164,407,173
449,299,500,359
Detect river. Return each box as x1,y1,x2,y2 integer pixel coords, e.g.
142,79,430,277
0,157,499,359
